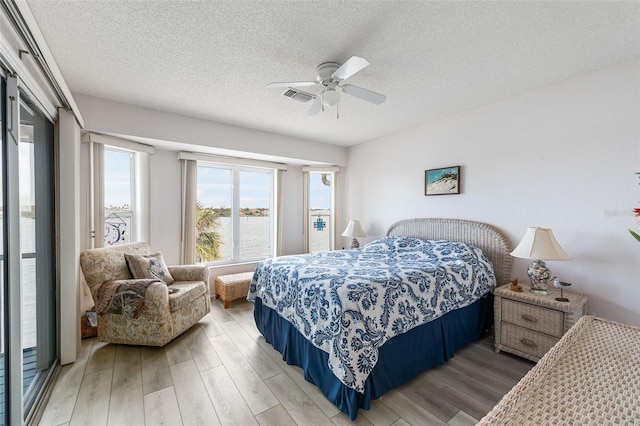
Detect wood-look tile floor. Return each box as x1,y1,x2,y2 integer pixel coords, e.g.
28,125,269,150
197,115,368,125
39,299,534,426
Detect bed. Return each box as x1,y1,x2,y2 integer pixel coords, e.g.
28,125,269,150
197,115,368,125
479,315,640,425
248,218,513,420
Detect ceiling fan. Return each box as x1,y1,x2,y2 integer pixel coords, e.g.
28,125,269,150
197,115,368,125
268,56,386,118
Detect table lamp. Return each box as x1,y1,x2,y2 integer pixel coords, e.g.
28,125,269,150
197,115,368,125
510,227,571,295
342,220,366,249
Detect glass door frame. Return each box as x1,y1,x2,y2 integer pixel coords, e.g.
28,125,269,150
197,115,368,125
19,92,56,418
5,73,24,426
2,72,57,425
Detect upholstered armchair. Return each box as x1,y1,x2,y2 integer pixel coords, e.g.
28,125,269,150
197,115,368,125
79,242,211,346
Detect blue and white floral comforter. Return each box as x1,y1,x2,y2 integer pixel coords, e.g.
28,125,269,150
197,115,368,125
247,236,496,393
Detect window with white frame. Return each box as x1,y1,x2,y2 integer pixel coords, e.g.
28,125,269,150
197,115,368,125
86,132,152,249
304,167,337,253
196,162,274,263
103,147,135,246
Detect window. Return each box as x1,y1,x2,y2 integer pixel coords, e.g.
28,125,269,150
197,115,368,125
304,168,337,253
103,148,135,246
86,132,153,249
196,163,274,263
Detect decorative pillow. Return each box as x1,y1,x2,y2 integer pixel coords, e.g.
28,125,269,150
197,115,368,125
125,252,174,284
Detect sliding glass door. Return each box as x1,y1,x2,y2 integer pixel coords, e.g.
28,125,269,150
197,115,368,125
19,97,56,417
0,76,56,424
0,74,7,426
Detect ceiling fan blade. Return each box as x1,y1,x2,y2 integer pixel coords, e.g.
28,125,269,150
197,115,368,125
268,81,318,88
307,96,322,115
331,56,369,81
341,84,386,105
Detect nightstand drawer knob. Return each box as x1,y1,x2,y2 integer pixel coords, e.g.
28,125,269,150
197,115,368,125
521,338,537,348
521,314,538,323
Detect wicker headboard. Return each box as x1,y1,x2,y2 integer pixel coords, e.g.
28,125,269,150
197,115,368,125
386,218,513,286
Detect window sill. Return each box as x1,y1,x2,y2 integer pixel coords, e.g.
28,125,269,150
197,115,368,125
204,262,261,284
205,260,261,270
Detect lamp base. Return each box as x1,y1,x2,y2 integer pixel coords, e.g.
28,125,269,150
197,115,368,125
528,259,550,295
349,238,360,249
531,288,549,295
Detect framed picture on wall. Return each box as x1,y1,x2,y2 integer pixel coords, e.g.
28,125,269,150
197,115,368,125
425,166,460,195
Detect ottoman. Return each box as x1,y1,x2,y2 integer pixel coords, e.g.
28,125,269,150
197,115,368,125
214,272,254,308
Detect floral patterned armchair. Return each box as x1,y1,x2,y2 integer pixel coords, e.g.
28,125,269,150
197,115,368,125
79,242,210,346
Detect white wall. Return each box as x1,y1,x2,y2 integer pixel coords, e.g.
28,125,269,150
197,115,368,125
346,59,640,326
74,94,347,167
148,149,182,264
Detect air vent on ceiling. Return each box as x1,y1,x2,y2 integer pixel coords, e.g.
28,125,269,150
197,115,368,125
283,89,314,103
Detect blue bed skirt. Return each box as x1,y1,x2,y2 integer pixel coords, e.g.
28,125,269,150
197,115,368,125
253,293,494,420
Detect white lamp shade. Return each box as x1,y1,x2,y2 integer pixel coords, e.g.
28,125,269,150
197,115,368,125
511,227,571,261
342,220,366,238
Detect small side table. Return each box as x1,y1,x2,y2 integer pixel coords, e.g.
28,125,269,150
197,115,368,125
214,272,253,308
494,283,588,362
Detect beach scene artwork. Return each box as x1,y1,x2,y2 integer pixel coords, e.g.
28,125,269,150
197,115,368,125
425,166,460,195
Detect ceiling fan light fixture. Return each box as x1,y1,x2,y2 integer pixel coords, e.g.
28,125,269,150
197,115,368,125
322,87,340,108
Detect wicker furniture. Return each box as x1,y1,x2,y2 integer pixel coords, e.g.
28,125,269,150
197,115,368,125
215,272,253,308
80,242,211,346
494,283,587,361
480,315,640,425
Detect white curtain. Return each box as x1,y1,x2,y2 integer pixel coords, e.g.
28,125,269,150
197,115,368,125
302,170,310,253
92,141,105,248
181,159,197,264
276,169,286,256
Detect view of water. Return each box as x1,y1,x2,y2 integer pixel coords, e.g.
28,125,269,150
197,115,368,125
0,218,37,349
212,215,331,259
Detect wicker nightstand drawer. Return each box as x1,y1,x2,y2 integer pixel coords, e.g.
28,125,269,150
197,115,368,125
502,299,564,337
494,283,588,361
500,323,559,360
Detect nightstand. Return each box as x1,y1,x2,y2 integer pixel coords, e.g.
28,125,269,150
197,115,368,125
493,283,588,362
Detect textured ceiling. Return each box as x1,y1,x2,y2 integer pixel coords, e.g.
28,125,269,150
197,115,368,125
24,1,640,146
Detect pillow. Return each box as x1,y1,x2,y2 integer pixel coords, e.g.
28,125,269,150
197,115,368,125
125,252,174,284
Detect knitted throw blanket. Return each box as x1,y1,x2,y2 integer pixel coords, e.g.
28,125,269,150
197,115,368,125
97,278,160,318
